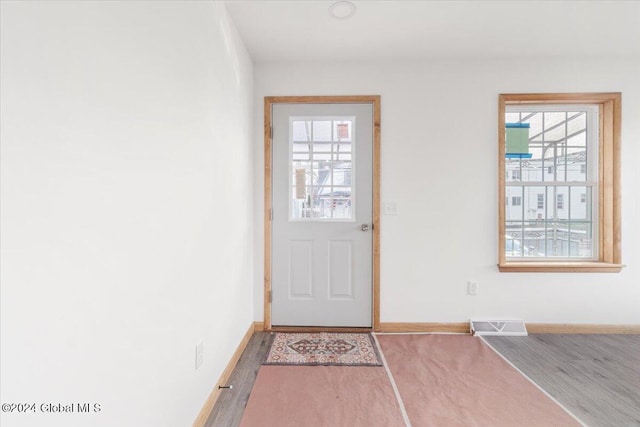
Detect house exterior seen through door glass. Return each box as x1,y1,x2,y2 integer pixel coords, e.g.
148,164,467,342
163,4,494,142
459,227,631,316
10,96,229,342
270,102,374,327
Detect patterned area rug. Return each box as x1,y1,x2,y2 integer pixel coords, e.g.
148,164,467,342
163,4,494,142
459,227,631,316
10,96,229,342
263,332,382,366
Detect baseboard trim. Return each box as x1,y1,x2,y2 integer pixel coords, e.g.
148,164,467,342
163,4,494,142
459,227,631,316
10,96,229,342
192,321,262,427
379,322,470,333
526,323,640,334
378,322,640,334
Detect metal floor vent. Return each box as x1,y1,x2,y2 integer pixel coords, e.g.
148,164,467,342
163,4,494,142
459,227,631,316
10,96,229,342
470,319,528,336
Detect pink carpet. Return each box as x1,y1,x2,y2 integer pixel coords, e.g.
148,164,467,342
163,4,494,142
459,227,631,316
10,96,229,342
238,366,406,427
240,334,581,426
376,334,580,427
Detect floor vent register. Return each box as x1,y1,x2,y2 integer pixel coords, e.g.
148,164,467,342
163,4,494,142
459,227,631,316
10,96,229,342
470,319,528,336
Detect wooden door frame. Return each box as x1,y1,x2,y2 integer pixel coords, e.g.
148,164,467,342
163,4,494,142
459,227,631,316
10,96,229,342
264,95,381,331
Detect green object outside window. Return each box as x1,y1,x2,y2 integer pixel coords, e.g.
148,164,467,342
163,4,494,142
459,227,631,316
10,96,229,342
506,123,530,155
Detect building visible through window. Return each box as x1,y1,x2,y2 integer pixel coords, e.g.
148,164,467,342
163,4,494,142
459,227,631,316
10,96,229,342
499,93,622,272
504,107,595,258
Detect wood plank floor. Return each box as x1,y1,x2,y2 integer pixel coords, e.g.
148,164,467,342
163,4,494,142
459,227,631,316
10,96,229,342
204,332,274,427
484,334,640,427
205,333,640,427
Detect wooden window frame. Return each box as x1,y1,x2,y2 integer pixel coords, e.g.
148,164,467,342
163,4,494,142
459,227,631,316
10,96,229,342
498,93,623,273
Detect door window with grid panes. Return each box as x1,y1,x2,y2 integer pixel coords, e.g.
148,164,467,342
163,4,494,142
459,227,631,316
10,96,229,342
289,116,355,221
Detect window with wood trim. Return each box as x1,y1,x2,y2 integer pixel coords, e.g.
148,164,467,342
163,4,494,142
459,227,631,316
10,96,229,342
498,93,622,273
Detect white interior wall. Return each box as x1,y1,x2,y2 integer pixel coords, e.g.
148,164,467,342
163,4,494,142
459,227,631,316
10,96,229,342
0,2,253,426
254,58,640,324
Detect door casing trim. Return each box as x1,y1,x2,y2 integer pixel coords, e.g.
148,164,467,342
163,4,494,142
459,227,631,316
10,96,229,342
264,95,381,331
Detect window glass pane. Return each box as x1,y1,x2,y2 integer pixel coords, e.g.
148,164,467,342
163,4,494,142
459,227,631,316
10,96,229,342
505,186,523,220
334,141,352,152
570,186,592,220
313,121,332,142
292,120,310,142
334,141,352,162
334,152,352,162
544,112,566,130
330,190,352,219
525,112,543,141
523,225,545,257
512,170,521,180
569,221,593,258
331,198,352,219
558,148,570,182
291,186,318,219
505,222,524,257
313,141,331,153
558,190,567,215
318,197,333,219
292,161,312,186
290,117,355,221
505,112,520,123
567,112,586,137
313,161,330,187
313,153,331,161
546,186,569,219
546,222,570,257
334,121,352,142
545,125,566,142
566,151,586,181
331,166,352,186
292,142,310,161
505,158,521,182
520,147,544,181
567,132,586,148
523,186,546,220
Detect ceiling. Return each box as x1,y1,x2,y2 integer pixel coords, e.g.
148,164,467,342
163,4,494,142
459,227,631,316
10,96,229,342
224,0,640,63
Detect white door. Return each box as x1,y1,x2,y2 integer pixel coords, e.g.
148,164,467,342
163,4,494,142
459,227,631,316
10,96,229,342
271,103,373,327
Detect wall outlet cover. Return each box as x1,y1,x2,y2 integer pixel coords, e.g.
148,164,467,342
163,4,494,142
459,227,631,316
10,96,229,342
383,202,399,215
467,281,478,296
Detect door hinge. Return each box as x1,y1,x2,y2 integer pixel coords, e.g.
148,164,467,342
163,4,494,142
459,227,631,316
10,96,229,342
270,208,273,220
270,127,273,139
268,290,272,303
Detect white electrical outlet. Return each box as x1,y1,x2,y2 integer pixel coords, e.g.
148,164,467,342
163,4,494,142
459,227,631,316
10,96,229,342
468,281,478,296
195,341,204,370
